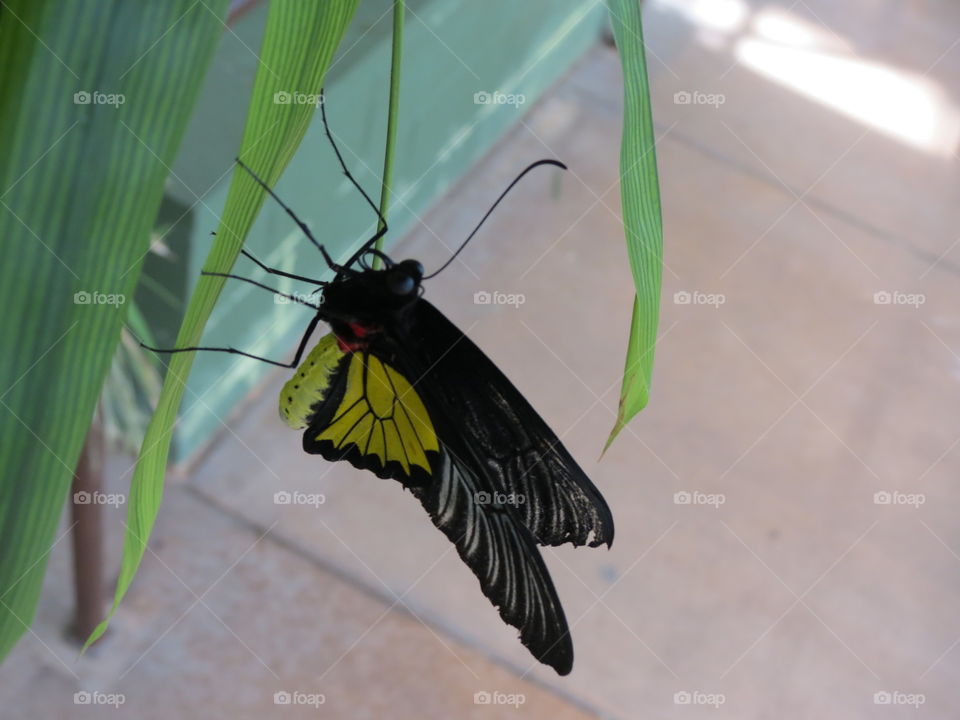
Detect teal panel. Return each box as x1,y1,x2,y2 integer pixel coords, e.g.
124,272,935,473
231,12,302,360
139,0,605,462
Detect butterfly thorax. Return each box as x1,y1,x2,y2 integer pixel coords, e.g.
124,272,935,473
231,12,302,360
319,258,425,352
281,258,425,427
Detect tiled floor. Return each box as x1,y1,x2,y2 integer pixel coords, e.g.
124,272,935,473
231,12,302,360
4,1,960,717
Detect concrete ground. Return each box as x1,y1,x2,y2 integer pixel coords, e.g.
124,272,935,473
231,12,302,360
4,0,960,717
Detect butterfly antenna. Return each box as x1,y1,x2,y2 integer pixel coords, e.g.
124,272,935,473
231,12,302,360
423,159,567,279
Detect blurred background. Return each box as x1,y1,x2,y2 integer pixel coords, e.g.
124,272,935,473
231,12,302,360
2,0,960,717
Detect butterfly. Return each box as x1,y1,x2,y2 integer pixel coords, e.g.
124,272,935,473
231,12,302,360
146,93,614,675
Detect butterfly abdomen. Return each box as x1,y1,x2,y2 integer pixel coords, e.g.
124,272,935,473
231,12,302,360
279,333,346,429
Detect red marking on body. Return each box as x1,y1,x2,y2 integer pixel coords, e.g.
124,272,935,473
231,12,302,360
336,322,377,353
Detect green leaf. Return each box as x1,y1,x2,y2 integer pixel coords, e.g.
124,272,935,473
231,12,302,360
604,0,664,450
86,0,360,648
373,0,404,267
0,0,230,661
101,301,163,456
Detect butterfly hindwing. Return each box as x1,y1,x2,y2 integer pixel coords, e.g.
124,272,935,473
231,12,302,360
398,299,614,548
409,447,573,675
292,336,439,486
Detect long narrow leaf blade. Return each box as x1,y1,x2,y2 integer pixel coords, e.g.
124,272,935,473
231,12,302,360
605,0,664,450
87,0,360,647
0,0,230,660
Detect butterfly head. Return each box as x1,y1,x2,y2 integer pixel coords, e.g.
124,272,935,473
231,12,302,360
321,258,425,352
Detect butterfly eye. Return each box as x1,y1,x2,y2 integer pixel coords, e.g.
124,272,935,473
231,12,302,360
401,259,424,279
386,269,416,295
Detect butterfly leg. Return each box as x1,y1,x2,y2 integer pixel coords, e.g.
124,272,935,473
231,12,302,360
233,158,353,276
359,247,394,269
320,88,385,230
140,313,323,369
239,249,326,286
208,230,326,285
200,271,321,309
319,89,391,274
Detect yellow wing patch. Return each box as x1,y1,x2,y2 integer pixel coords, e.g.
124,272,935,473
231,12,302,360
279,333,345,429
315,353,439,476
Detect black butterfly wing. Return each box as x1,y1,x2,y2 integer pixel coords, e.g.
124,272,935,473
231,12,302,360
409,446,573,675
291,334,573,674
397,299,614,549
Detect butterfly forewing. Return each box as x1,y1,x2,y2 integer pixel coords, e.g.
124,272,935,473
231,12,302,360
397,299,614,548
